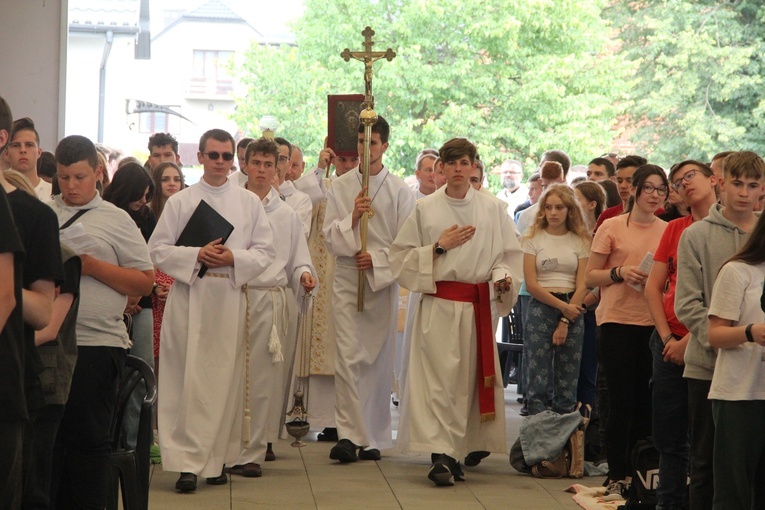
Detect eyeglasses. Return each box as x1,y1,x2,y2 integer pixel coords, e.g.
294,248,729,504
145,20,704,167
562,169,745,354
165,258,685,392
278,155,290,163
641,184,668,196
671,169,697,191
204,151,235,161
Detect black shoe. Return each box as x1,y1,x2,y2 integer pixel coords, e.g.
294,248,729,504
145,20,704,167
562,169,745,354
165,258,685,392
175,472,197,493
516,396,524,404
317,427,338,442
265,442,276,461
205,466,228,485
520,406,529,416
428,454,462,486
464,451,490,467
358,448,381,461
508,366,518,384
329,438,358,463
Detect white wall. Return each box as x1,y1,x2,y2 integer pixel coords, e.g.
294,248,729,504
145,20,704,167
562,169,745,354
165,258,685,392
0,0,67,150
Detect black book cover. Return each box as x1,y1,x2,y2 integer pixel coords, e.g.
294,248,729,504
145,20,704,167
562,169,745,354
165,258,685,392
175,199,234,277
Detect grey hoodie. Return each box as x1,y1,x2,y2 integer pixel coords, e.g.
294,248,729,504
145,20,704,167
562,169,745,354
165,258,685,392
675,203,757,380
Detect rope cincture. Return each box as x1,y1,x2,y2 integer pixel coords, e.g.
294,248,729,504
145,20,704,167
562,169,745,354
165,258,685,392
242,284,252,445
295,291,314,410
241,285,290,446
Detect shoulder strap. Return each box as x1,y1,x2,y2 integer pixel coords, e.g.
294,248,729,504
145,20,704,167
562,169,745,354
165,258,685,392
59,208,91,231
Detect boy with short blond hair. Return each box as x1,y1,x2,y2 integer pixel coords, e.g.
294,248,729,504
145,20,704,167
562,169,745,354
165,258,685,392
675,150,764,510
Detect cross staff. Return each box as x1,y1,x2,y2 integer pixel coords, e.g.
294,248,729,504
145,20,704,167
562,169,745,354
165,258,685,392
341,26,396,311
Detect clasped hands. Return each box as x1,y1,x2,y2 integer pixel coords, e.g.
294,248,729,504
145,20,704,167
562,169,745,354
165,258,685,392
197,238,234,268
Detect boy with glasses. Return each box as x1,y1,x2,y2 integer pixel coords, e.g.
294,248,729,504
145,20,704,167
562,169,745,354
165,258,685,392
645,160,718,510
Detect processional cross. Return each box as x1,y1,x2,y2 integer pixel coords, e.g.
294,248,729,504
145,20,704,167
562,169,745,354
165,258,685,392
341,27,396,311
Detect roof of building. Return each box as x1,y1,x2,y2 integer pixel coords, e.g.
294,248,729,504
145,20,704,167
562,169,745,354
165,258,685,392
153,0,264,41
69,0,140,27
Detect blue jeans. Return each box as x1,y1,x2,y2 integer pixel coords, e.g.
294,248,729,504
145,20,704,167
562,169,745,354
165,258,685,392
576,309,598,409
524,297,583,415
651,330,689,510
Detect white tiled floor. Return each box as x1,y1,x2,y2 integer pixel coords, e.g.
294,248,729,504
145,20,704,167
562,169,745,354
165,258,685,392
147,387,592,509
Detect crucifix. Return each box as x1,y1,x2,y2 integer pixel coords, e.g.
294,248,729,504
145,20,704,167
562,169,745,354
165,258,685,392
341,26,396,311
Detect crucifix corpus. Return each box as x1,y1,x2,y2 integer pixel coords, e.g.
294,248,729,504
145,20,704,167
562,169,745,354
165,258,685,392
341,26,396,312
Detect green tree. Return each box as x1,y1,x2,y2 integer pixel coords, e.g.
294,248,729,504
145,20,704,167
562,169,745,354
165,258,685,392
232,0,625,178
608,0,765,166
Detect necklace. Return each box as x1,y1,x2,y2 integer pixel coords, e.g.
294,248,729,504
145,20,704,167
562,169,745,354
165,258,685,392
356,169,389,218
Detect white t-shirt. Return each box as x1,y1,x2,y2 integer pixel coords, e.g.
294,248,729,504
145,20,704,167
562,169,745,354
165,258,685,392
35,178,52,201
708,260,765,401
51,194,153,349
522,230,590,290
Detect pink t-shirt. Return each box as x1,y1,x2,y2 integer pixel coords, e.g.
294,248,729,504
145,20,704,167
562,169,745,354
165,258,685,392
592,214,667,326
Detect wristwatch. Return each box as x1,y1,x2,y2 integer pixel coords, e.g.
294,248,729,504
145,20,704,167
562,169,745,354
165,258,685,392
434,242,447,255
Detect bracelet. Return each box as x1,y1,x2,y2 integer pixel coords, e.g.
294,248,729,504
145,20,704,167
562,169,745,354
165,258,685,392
662,333,674,345
609,267,624,283
745,323,754,343
559,317,570,325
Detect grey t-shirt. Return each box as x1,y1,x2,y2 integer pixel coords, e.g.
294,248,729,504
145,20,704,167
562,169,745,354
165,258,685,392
51,194,153,349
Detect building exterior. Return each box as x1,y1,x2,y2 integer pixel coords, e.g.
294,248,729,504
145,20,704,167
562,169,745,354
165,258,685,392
66,0,295,167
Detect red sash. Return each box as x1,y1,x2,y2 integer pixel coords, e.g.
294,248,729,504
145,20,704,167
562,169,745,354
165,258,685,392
426,281,496,422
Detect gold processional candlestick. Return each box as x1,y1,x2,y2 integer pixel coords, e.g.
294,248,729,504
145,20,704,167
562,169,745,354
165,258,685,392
341,26,396,312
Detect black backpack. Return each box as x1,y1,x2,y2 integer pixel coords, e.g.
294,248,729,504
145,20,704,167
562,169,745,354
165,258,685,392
618,438,659,510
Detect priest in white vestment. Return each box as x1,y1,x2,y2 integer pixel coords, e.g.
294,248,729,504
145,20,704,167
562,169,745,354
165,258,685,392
294,148,359,440
323,117,415,461
231,138,315,478
148,129,275,492
390,138,524,486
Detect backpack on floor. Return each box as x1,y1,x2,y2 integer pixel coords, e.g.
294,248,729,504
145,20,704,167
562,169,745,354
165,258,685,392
618,438,659,510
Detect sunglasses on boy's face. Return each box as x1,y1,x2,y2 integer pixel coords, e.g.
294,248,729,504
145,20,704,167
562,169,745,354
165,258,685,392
203,151,235,161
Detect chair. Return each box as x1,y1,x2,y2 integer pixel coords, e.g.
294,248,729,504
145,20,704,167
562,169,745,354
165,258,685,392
107,355,157,510
497,300,525,388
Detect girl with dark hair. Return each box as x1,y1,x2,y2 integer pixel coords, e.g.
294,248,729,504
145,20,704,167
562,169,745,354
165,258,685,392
150,162,184,220
585,164,668,493
102,162,156,239
148,162,184,451
597,179,621,208
707,213,765,509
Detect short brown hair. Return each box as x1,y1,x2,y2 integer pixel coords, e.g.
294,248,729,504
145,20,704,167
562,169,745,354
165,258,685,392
199,128,234,153
540,161,563,181
439,138,476,164
245,137,279,166
722,151,765,181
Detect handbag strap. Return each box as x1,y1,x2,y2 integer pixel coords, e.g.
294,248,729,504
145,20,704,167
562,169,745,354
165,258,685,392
59,208,91,230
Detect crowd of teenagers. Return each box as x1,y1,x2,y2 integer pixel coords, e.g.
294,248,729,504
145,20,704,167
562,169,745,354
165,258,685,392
1,89,765,510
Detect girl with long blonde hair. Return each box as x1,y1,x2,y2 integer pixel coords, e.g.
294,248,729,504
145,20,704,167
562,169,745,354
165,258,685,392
521,184,591,415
